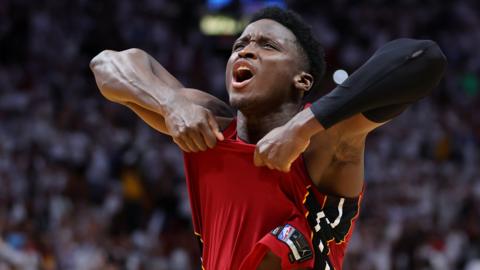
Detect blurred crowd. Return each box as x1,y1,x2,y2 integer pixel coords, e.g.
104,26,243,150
0,0,479,269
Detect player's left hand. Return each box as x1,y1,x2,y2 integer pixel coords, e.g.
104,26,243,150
254,123,311,172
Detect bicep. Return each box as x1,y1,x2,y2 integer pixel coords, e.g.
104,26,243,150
331,113,386,140
148,54,233,118
332,100,412,139
119,50,233,131
143,51,234,118
306,110,394,197
148,53,184,89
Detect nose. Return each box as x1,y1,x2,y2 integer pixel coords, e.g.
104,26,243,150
238,45,257,59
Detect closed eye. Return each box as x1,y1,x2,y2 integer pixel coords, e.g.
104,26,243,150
233,43,245,51
262,43,276,50
232,38,279,51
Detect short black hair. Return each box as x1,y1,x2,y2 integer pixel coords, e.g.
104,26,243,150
249,6,326,97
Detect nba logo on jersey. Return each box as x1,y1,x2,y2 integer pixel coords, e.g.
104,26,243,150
271,224,313,263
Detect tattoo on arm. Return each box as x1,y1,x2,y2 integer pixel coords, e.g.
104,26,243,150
332,136,366,165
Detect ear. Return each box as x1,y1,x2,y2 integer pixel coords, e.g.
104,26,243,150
293,72,314,92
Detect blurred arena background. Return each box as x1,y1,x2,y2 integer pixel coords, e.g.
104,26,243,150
0,0,479,269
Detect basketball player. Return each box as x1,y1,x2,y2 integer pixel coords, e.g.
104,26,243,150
90,7,446,270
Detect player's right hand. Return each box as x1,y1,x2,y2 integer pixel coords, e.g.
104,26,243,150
164,102,224,152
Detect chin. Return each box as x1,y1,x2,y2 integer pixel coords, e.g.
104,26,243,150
229,95,247,110
229,94,267,114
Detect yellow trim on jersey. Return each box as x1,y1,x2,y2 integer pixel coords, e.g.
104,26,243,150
194,231,204,243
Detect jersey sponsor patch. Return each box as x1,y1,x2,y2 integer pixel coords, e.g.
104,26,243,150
271,224,313,263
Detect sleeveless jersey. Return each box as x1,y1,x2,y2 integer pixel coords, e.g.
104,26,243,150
183,119,362,270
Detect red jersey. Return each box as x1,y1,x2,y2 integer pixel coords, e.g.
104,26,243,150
183,119,362,270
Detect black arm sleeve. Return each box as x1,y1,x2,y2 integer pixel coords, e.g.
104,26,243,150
310,38,447,128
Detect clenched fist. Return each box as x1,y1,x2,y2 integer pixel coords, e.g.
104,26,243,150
254,123,311,172
165,100,224,152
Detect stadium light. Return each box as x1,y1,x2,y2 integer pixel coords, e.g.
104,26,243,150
333,69,348,85
200,15,246,36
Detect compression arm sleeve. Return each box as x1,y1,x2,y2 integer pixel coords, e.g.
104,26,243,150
310,38,447,128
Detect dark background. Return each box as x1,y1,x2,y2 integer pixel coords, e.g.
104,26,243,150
0,0,479,269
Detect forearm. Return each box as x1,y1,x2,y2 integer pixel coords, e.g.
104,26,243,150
286,109,382,142
90,48,186,116
310,38,447,129
125,102,169,134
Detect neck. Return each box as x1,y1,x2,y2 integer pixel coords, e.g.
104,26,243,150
236,102,303,144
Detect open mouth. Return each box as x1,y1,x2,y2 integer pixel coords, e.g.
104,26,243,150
232,63,255,89
234,66,254,82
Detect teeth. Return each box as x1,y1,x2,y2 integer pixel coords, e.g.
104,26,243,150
237,66,250,71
